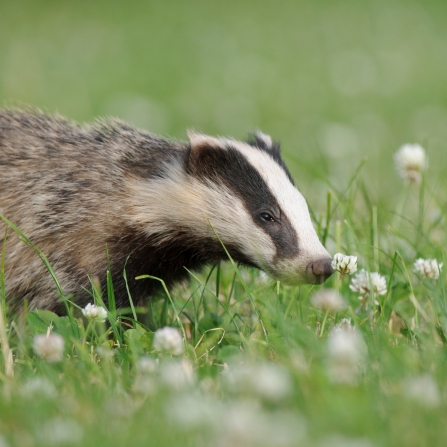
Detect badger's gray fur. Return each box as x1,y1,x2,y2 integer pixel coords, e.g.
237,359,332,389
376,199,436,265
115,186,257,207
0,109,333,313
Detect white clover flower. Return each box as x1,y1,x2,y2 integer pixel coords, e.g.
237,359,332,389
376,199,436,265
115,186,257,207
332,317,354,332
96,346,114,359
349,270,387,301
404,374,440,408
21,377,58,399
33,333,65,362
133,375,157,395
153,326,184,355
137,356,158,375
327,321,366,384
133,356,158,395
394,143,427,184
159,359,195,388
413,258,443,280
37,418,83,445
310,289,346,312
165,393,224,428
218,404,306,447
331,253,357,278
225,362,293,402
81,303,108,323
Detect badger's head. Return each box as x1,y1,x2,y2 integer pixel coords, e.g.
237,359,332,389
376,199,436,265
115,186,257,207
185,131,334,285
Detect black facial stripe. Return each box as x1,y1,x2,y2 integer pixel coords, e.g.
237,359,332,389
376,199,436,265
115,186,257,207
188,145,299,260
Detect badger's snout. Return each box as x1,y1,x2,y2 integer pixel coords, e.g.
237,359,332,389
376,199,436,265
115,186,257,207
306,258,334,284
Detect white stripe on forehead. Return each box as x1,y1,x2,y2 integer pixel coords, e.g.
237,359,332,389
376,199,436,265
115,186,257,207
227,139,329,261
228,140,309,221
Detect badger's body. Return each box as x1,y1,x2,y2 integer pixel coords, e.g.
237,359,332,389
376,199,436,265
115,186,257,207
0,109,333,313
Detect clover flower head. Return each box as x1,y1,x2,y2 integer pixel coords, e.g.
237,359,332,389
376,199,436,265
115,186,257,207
332,318,354,332
137,357,158,375
224,362,292,402
394,143,427,184
310,289,346,312
413,258,443,280
404,374,440,408
21,377,58,399
33,333,65,362
82,303,108,323
331,253,357,277
159,359,195,388
153,326,184,355
38,418,83,445
349,269,387,299
327,321,366,384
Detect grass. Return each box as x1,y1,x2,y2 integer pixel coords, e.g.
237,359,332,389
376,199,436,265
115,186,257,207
1,0,447,445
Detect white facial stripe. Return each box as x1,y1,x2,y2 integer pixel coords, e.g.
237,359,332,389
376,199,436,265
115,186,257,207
125,161,276,270
228,140,330,277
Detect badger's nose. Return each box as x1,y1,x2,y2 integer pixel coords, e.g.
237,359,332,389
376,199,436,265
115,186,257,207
307,258,334,284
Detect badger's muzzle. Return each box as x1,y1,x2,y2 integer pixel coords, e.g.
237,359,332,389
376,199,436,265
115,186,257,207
306,258,334,284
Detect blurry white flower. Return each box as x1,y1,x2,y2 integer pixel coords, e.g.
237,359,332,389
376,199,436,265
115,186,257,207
225,362,292,402
350,270,387,303
82,303,108,323
404,374,440,408
153,326,184,355
21,377,58,399
218,404,306,447
311,289,346,312
159,359,195,388
133,375,157,395
331,253,358,277
166,392,224,428
413,258,443,280
133,357,158,394
168,394,305,447
327,321,366,384
257,270,270,284
33,333,64,362
96,346,114,359
394,143,427,184
0,435,9,447
37,418,83,445
137,356,158,375
333,318,354,331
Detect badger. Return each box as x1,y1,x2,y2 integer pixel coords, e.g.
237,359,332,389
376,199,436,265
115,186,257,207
0,109,333,313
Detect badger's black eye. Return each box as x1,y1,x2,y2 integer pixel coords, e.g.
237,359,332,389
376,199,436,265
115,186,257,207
260,212,275,222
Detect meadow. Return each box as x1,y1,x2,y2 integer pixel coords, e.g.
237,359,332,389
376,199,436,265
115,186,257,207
1,0,447,446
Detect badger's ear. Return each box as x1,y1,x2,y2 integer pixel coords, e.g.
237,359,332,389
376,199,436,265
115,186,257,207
187,131,223,151
253,131,273,148
187,130,226,175
248,130,281,154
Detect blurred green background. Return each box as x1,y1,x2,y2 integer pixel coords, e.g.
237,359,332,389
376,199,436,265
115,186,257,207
1,0,447,207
